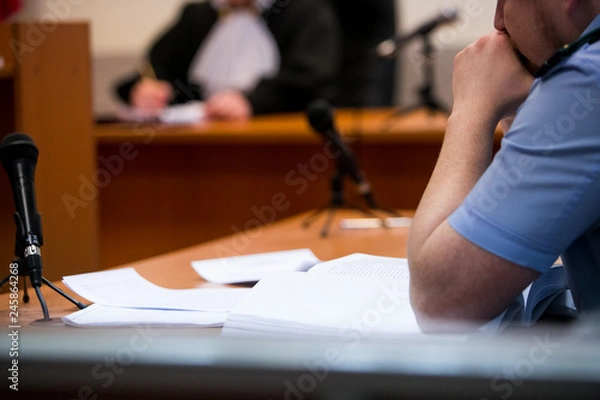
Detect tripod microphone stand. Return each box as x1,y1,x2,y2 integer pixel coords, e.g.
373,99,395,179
303,100,400,237
0,132,86,322
404,33,449,115
302,170,374,238
0,243,87,322
302,163,400,238
376,7,459,127
383,33,449,129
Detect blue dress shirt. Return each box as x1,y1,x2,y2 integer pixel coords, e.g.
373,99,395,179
449,15,600,313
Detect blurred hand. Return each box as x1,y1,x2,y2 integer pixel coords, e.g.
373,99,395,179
451,31,534,125
130,78,174,111
204,90,253,121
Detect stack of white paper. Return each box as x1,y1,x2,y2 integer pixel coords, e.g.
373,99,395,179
221,253,572,338
222,254,422,338
62,268,250,328
63,304,228,328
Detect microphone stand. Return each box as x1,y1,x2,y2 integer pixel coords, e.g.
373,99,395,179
302,170,379,238
383,32,449,128
302,168,400,238
0,235,87,322
0,259,87,322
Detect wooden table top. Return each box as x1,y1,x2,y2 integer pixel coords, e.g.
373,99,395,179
0,209,412,328
2,209,599,400
94,108,463,145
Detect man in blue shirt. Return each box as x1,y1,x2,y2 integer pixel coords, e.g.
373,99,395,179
407,0,600,331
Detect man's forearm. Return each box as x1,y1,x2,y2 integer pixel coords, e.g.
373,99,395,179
408,31,533,250
407,112,498,262
405,31,538,328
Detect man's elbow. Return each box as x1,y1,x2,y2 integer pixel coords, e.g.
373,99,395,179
410,288,457,333
407,257,451,327
409,280,483,334
411,300,482,333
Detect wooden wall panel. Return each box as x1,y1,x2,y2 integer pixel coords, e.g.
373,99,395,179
97,140,442,268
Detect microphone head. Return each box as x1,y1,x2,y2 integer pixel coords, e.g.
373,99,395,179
306,99,335,133
440,6,459,23
0,133,39,171
376,39,397,59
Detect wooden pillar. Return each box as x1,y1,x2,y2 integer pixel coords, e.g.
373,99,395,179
0,23,98,282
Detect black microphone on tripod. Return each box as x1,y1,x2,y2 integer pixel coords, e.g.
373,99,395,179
0,132,86,319
306,99,377,208
0,132,44,288
377,6,459,58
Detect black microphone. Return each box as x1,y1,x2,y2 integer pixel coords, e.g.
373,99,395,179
306,100,376,208
0,133,44,287
377,6,459,58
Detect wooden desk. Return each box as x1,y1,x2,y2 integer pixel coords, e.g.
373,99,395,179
1,210,599,400
0,20,496,280
3,210,411,325
2,21,501,281
95,110,500,269
94,108,453,144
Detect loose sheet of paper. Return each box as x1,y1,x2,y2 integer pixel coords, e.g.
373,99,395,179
308,253,410,280
63,267,249,312
114,101,205,124
191,248,320,284
159,101,205,124
63,304,228,328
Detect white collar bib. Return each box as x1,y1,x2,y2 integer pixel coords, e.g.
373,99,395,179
188,1,280,97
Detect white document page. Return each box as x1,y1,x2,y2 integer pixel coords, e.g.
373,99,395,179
63,267,249,312
159,101,205,124
63,304,228,328
191,248,320,284
308,253,410,280
115,101,205,124
223,271,420,337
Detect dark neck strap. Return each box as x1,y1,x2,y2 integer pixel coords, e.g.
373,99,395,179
535,27,600,78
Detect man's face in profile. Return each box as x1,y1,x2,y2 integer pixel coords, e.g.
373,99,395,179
494,0,565,70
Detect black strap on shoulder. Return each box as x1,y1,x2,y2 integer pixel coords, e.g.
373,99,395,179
534,27,600,78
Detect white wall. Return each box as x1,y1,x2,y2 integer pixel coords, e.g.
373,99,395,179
16,0,190,57
14,0,498,114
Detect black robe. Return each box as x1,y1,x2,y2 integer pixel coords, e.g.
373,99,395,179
115,0,341,115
